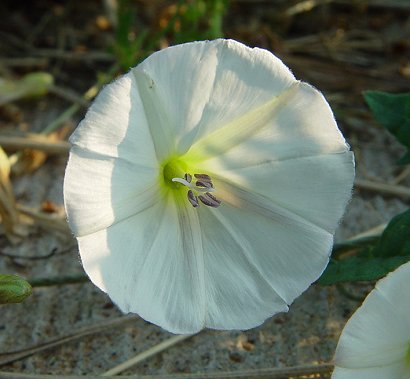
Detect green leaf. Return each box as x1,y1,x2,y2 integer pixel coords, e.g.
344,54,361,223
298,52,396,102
371,209,410,257
320,209,410,284
363,91,410,164
0,274,32,304
319,256,410,285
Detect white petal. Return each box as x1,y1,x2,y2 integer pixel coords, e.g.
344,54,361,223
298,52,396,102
132,69,178,160
134,40,219,156
334,262,410,369
198,208,288,330
64,146,158,237
189,40,296,146
64,72,159,236
78,195,206,334
197,183,333,329
195,82,349,168
332,362,408,379
136,39,295,154
69,73,157,165
207,152,354,234
374,261,410,323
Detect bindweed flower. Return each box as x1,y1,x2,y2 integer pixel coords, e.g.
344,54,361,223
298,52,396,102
64,39,354,334
332,261,410,379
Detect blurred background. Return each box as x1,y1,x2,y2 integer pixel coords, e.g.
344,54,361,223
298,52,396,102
0,0,409,378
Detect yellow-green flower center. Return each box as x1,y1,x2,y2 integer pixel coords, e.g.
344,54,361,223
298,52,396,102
162,157,188,189
161,157,221,208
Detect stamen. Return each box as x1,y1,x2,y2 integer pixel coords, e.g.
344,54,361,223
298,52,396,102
194,173,212,182
184,173,192,183
187,190,199,207
172,173,221,208
196,180,213,189
198,192,221,208
194,173,214,189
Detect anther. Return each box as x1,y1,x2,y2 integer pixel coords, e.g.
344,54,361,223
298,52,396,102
187,190,199,208
194,173,212,181
194,173,214,189
184,173,192,183
196,180,213,189
198,192,221,208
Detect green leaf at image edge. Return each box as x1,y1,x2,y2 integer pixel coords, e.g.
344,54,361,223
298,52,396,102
319,256,410,285
0,274,32,304
372,209,410,258
319,209,410,285
363,91,410,164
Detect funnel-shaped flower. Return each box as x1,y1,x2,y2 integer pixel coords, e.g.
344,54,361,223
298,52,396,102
64,39,354,334
332,261,410,379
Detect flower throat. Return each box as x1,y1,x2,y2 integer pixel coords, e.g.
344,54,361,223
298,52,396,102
162,160,221,208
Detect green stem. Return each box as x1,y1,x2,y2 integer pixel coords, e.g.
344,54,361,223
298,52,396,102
29,274,88,287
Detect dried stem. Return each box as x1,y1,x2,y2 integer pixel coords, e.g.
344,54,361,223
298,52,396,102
102,335,194,376
0,135,70,155
0,363,334,378
355,178,410,199
17,204,70,235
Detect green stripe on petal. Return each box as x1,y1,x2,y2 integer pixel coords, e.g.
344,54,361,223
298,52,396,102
185,82,300,161
406,343,410,367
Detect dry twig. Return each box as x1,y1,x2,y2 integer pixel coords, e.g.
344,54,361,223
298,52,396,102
0,134,70,155
17,204,70,235
355,178,410,199
102,334,194,376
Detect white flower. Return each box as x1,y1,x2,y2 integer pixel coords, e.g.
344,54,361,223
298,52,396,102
64,39,355,334
332,261,410,379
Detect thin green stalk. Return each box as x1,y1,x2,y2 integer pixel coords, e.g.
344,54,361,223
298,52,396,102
29,274,88,287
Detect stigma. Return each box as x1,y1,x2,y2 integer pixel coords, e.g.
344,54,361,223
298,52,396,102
172,173,222,208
